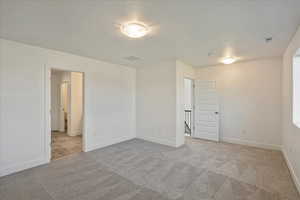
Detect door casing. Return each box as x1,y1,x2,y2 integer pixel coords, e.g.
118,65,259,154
45,66,86,162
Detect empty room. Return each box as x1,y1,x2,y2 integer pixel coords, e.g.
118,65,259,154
0,1,300,200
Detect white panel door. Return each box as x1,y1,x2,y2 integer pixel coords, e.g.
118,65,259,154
194,80,219,141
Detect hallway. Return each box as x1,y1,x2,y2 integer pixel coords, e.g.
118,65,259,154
51,132,82,160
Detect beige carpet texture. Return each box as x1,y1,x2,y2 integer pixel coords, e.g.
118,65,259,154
1,137,299,200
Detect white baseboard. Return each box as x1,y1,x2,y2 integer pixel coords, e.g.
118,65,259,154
216,137,300,194
1,136,135,177
282,148,300,194
0,157,48,177
222,137,281,151
137,135,176,147
85,135,135,152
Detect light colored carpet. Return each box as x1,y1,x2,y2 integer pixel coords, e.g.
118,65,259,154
51,131,82,160
0,137,299,200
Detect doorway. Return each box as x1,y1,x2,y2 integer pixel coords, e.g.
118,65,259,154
184,78,193,137
50,69,84,160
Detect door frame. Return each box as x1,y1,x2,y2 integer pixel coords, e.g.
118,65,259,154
44,65,87,162
183,77,195,137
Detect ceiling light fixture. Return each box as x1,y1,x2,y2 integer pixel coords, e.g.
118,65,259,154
121,22,149,38
222,57,236,64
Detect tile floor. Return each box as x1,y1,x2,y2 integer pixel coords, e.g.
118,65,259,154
51,131,82,160
0,137,299,200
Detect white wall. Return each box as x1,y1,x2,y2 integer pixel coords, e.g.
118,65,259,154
293,56,300,127
136,61,177,147
0,39,136,176
70,72,83,136
195,58,282,150
136,60,196,148
282,25,300,192
51,72,62,131
184,79,192,110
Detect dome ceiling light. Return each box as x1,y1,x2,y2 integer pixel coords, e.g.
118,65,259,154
222,57,236,64
121,22,149,38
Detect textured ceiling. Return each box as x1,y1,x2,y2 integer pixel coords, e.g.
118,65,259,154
1,0,300,67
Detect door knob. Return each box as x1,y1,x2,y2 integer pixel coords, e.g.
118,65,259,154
215,112,219,114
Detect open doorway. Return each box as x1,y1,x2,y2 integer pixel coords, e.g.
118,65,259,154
50,69,84,160
184,78,193,137
293,49,300,128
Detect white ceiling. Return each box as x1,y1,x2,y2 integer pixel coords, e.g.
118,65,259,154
1,0,300,67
